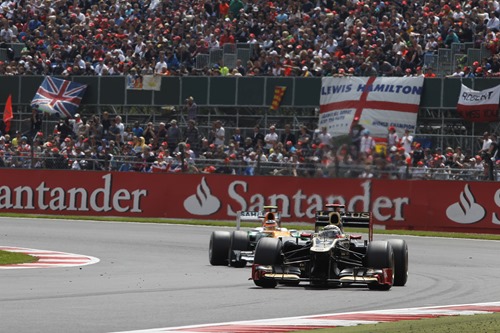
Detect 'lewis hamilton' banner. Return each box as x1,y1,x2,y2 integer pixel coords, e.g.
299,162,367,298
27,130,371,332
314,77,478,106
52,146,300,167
319,77,424,138
456,84,500,122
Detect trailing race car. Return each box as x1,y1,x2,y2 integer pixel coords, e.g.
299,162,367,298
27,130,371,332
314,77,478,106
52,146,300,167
251,204,408,290
209,206,310,268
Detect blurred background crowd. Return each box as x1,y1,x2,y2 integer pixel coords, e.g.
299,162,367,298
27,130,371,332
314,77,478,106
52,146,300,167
0,0,499,180
0,0,500,77
1,107,499,181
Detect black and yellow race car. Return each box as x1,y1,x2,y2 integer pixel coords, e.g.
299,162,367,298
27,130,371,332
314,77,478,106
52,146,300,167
251,204,408,290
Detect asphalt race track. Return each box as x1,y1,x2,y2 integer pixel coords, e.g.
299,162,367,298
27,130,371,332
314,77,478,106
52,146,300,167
1,217,499,333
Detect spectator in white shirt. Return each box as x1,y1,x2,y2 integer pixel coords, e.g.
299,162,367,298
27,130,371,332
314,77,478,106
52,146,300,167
74,54,85,70
400,129,414,153
487,11,500,31
479,131,492,154
154,50,168,74
387,126,399,150
360,129,376,154
70,113,83,136
0,22,14,42
264,125,279,152
73,7,86,23
94,58,109,75
317,126,332,148
114,115,125,143
213,120,225,147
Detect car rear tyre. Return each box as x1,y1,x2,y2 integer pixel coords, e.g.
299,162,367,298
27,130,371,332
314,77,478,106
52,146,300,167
388,239,408,286
209,231,231,266
253,238,282,288
366,241,394,291
229,230,249,268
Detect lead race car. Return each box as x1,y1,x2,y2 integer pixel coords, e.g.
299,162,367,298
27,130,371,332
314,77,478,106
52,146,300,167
209,206,310,268
251,204,409,290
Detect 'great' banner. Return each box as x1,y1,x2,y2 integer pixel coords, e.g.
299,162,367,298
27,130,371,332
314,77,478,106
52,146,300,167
456,84,500,122
319,76,424,139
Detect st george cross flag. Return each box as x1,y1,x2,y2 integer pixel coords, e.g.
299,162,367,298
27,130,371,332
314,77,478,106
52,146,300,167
456,84,500,122
31,77,87,118
319,76,424,139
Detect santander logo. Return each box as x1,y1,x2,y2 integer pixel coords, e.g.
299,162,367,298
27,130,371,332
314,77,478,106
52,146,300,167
446,184,486,224
183,177,221,215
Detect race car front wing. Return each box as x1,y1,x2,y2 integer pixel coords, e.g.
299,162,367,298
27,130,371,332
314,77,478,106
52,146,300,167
251,264,393,288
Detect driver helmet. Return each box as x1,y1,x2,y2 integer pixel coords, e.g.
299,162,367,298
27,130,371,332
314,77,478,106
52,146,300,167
263,220,278,230
319,225,342,239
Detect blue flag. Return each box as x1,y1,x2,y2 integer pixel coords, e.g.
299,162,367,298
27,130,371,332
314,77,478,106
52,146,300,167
31,77,87,118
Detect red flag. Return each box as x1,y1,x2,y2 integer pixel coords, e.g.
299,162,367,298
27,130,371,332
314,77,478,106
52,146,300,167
3,94,13,133
270,86,287,111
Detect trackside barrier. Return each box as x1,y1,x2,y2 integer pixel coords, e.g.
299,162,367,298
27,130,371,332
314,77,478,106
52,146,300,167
1,169,500,234
195,54,209,69
223,54,237,69
209,48,223,67
223,43,236,54
467,48,482,65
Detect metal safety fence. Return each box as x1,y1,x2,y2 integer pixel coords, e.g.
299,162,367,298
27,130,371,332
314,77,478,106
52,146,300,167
3,154,497,181
194,43,258,70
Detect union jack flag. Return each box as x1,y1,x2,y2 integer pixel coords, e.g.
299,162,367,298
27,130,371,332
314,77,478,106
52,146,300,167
31,77,87,118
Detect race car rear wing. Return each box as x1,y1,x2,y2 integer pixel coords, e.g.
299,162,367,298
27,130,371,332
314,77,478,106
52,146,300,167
236,209,282,230
315,211,373,241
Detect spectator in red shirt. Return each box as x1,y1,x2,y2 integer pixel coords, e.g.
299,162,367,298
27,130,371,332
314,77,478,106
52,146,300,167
424,67,437,78
219,0,230,18
219,29,235,46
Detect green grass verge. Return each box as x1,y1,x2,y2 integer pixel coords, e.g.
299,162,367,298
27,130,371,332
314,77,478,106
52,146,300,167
293,312,500,333
0,249,38,265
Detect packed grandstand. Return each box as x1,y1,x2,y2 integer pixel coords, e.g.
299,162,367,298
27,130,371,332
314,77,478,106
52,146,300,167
0,0,499,77
0,0,499,180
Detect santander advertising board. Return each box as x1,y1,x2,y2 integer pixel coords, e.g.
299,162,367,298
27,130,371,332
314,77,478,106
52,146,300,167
1,170,499,233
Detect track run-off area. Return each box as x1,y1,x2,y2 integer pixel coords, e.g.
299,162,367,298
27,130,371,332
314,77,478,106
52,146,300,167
1,217,499,333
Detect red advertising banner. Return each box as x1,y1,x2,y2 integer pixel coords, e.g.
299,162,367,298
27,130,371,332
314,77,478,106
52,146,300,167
0,170,499,234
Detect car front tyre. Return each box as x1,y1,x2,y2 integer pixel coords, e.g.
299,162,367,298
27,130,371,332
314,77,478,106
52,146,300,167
388,239,408,286
366,240,394,291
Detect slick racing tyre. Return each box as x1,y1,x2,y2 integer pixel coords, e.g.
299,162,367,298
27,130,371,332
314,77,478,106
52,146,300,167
366,240,394,290
254,237,282,265
228,230,250,268
388,239,408,286
209,231,231,266
253,238,282,288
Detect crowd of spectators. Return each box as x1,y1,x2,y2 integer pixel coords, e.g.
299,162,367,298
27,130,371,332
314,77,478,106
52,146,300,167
1,0,500,77
0,0,499,179
0,108,499,181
